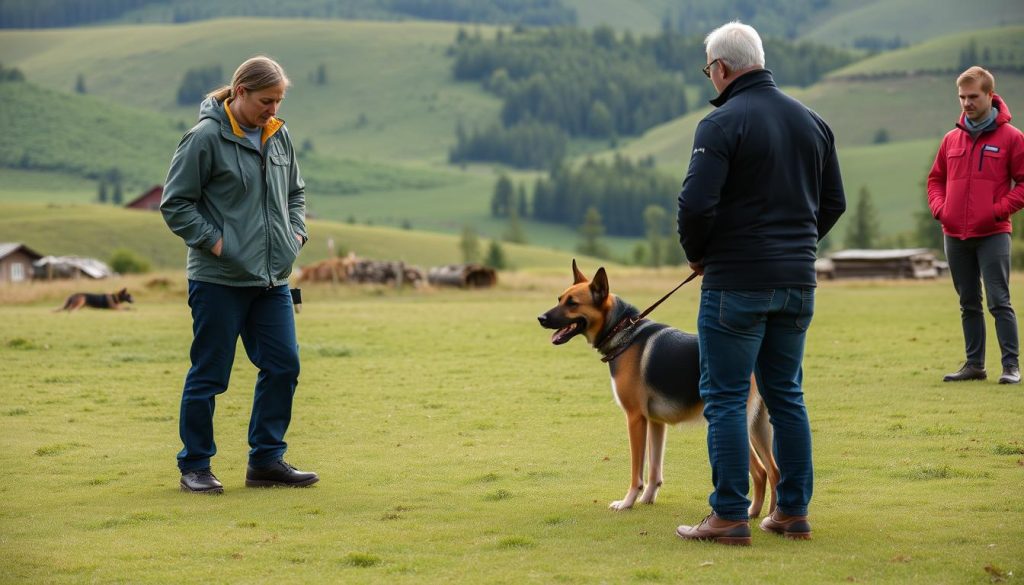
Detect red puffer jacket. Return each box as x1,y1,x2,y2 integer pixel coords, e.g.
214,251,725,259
927,94,1024,239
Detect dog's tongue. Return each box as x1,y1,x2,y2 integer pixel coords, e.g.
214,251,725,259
550,324,576,345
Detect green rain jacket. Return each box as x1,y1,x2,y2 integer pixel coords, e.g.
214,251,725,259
161,96,307,287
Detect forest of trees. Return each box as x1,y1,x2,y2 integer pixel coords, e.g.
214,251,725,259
450,25,857,167
176,64,223,106
452,27,689,143
657,0,833,39
0,0,576,28
531,155,679,237
449,120,566,169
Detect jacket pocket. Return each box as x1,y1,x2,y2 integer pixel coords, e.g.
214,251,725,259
978,149,1005,181
946,147,968,179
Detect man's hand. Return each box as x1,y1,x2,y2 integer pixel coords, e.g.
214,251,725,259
688,260,704,275
211,238,223,257
295,233,303,246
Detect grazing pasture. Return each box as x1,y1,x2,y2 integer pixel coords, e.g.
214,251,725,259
1,271,1021,583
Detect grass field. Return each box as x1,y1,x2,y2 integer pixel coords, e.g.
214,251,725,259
1,270,1022,583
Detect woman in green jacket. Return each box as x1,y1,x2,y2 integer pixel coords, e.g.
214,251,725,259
161,55,318,493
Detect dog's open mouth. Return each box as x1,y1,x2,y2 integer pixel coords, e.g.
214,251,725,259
551,320,584,345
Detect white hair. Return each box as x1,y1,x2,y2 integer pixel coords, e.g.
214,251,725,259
704,21,765,70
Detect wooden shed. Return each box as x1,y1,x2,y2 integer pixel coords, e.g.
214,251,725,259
125,185,163,211
33,256,113,280
821,248,945,280
0,242,43,284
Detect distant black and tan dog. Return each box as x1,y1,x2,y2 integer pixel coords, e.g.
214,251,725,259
538,260,778,515
56,288,133,312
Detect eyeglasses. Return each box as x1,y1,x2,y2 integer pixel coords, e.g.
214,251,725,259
702,58,720,79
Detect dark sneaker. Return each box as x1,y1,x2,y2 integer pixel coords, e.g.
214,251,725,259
675,512,751,546
245,460,319,488
180,468,223,494
759,510,812,540
942,363,987,382
998,365,1021,385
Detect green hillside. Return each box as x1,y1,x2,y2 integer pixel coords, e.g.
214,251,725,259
803,0,1024,47
828,26,1024,78
567,0,1023,44
0,76,469,217
0,202,613,271
0,18,501,164
0,80,183,187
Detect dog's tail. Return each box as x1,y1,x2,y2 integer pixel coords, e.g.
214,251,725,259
747,391,779,518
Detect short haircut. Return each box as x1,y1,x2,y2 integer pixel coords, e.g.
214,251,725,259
957,66,995,93
705,21,765,70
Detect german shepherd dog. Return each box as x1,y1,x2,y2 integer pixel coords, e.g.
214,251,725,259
56,288,133,312
538,261,778,515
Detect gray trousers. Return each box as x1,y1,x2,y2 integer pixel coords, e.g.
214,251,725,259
944,233,1019,368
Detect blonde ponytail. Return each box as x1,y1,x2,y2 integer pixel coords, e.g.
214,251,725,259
205,55,290,102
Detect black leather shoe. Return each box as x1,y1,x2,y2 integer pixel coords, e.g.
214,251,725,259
246,460,319,488
943,364,987,382
180,468,223,494
999,365,1021,385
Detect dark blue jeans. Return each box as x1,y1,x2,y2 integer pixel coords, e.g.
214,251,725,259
177,280,300,473
697,288,815,520
944,234,1019,368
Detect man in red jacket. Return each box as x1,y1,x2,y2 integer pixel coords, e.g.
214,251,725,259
928,66,1024,385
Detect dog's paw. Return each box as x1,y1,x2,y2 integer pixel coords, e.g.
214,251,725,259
609,499,634,511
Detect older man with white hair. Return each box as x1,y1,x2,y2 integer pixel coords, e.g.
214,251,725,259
675,22,846,545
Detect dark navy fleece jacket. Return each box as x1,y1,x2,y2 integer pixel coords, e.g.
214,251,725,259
677,69,846,289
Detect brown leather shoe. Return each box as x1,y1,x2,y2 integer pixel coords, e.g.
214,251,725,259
759,511,812,540
675,512,751,546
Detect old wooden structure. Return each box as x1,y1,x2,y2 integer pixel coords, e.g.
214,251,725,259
816,248,946,280
0,242,43,284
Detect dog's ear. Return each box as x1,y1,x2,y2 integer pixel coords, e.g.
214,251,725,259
571,258,588,284
119,288,127,294
590,267,609,303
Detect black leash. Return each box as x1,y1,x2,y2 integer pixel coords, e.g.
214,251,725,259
599,270,700,363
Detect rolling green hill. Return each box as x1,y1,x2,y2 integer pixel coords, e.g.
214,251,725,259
0,80,184,187
565,0,1023,45
802,0,1024,47
828,25,1024,78
0,202,613,271
0,18,501,164
3,18,1022,254
0,76,470,216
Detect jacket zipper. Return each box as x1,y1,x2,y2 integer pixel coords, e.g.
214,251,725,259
260,145,273,288
964,137,979,235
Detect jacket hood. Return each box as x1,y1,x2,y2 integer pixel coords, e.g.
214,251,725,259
709,69,776,108
957,93,1013,130
198,96,225,123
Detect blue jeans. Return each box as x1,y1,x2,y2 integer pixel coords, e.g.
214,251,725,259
177,281,300,472
944,234,1019,368
697,288,815,520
